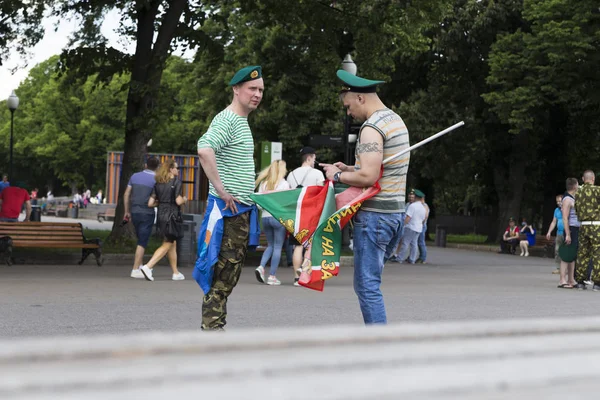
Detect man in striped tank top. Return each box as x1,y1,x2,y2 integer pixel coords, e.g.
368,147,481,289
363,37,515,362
197,66,264,330
321,70,410,324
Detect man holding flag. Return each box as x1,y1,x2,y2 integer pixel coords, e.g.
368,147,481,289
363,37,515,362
320,70,410,325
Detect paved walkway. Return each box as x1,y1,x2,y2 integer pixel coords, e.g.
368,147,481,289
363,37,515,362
39,215,112,230
0,246,592,338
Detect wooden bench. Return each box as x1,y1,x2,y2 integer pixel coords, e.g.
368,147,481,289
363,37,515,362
43,204,69,217
97,208,116,222
0,222,103,266
529,235,555,258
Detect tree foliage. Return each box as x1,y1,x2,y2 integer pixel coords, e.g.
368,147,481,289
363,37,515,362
1,0,599,244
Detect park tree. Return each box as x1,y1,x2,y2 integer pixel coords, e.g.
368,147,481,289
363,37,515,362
46,0,212,243
390,0,525,241
185,0,452,166
0,56,126,193
484,0,600,235
0,1,46,67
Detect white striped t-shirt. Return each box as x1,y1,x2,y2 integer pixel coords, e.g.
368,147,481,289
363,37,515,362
197,108,256,205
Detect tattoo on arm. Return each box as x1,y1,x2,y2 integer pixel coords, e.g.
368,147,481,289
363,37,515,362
356,142,383,154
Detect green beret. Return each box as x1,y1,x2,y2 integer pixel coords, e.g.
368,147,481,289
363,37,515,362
413,189,425,198
337,69,385,93
229,65,262,86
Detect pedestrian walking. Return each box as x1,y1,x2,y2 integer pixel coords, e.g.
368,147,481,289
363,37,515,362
392,189,415,261
255,160,290,286
416,193,430,264
320,69,410,325
195,65,263,331
395,189,427,264
287,146,325,286
139,159,187,282
123,156,160,279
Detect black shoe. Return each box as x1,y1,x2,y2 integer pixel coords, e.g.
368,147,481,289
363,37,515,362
574,283,587,290
593,284,600,292
415,259,424,264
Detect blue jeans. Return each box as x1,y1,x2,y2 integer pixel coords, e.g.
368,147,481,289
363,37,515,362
283,235,294,265
397,228,420,263
353,210,404,325
260,216,287,276
418,223,427,262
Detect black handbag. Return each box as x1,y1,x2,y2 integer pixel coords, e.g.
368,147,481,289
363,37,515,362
164,179,184,239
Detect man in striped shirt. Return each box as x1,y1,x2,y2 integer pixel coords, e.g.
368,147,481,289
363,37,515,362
321,70,410,325
197,65,263,330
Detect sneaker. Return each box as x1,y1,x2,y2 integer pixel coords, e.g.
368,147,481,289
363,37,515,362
584,280,593,286
294,278,300,287
255,266,265,283
415,259,424,264
130,268,144,279
520,251,524,256
593,284,600,292
574,282,587,290
552,269,560,274
172,272,185,281
140,265,154,282
267,276,281,286
524,252,529,257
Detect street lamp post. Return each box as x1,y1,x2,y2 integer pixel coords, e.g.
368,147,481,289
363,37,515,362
7,91,19,180
341,54,357,165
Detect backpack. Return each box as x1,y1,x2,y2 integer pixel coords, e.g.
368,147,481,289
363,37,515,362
290,169,309,189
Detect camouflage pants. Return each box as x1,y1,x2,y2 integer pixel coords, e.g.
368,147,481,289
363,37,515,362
201,212,249,330
575,225,600,283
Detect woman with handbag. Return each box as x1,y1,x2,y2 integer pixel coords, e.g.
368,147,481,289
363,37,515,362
140,159,187,282
254,159,290,285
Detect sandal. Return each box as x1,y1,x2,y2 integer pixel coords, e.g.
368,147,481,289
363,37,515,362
557,284,573,289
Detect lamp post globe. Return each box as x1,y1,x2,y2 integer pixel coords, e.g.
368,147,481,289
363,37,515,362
341,54,357,76
7,90,19,111
7,90,19,180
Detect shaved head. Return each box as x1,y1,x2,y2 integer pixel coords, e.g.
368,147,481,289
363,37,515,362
583,170,595,183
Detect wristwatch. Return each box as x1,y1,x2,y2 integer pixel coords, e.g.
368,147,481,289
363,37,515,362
333,171,342,183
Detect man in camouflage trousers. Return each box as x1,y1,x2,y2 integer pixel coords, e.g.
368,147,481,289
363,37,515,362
197,66,264,330
574,170,600,291
201,213,250,328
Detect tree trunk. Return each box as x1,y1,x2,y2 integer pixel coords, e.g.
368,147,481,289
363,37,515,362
540,107,569,233
488,131,529,243
106,0,187,245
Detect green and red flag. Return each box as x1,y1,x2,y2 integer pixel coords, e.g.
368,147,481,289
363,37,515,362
250,181,380,291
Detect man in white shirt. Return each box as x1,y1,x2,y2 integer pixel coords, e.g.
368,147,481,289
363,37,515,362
287,147,325,188
287,146,325,285
394,189,427,264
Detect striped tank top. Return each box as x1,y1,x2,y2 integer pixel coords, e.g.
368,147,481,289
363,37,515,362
355,108,410,213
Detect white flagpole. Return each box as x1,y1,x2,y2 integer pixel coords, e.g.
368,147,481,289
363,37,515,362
382,121,465,165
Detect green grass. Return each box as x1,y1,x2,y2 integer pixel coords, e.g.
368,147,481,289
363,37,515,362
429,233,488,245
83,229,163,254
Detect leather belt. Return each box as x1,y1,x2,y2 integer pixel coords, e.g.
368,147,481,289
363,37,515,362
580,221,600,225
